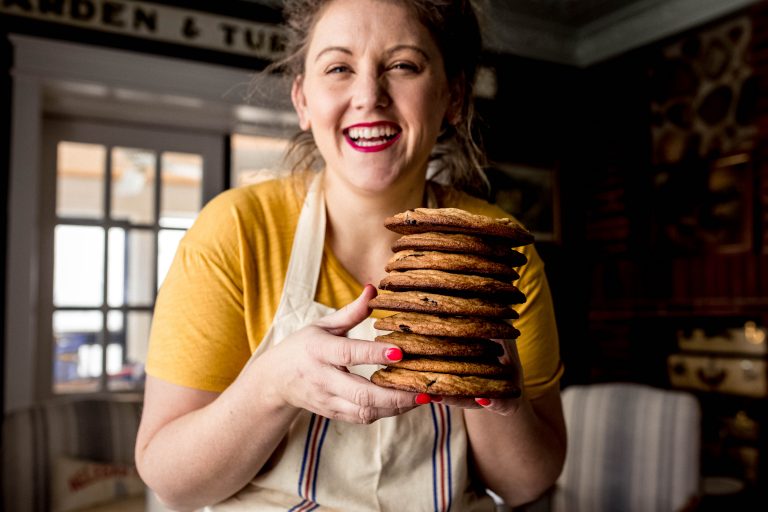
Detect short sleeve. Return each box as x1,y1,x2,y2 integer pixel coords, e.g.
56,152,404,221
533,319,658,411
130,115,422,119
514,244,564,399
145,197,252,392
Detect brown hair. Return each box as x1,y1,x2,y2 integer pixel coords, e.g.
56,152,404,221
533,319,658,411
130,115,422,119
270,0,488,197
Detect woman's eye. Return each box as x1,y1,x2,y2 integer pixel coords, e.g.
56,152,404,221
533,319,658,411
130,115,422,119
390,62,419,72
326,65,350,74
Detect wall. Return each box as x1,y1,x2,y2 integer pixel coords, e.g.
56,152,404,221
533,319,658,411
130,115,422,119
578,7,766,384
475,53,591,386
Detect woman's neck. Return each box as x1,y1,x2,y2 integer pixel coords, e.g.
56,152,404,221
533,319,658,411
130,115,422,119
322,173,426,286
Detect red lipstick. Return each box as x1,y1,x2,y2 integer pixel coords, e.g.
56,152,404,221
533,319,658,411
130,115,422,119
344,122,401,153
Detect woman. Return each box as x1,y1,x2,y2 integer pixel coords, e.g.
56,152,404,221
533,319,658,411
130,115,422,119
135,0,566,510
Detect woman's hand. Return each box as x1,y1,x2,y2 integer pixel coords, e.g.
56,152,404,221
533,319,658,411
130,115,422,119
252,284,420,424
431,338,525,415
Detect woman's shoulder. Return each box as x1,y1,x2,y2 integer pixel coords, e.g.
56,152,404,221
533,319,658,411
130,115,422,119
209,174,304,213
184,174,305,248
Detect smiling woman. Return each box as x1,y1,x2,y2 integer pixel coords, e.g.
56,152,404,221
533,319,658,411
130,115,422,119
291,0,452,196
135,1,566,510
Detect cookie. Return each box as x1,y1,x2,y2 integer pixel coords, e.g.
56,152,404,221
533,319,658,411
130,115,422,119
371,367,521,398
388,356,509,376
380,269,525,302
375,332,503,357
374,312,520,339
385,250,519,279
384,208,534,244
369,291,516,318
392,232,527,264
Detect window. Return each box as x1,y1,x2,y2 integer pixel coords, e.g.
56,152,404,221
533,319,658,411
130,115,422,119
43,120,222,394
230,133,291,187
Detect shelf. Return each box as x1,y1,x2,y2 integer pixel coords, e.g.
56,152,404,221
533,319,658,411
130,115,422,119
588,299,768,320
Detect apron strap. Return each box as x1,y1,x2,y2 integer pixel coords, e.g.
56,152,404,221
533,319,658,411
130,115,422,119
280,172,326,306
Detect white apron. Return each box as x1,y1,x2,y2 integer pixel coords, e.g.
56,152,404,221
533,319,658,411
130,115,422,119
209,175,496,512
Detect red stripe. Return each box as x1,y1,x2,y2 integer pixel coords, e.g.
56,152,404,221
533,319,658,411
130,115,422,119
437,405,448,511
295,501,314,512
304,418,323,499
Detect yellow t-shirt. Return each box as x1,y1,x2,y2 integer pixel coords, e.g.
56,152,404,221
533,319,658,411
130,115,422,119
146,175,563,398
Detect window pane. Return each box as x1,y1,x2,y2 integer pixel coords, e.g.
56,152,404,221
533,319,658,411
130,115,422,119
56,142,105,219
111,147,156,224
54,225,104,307
53,310,103,394
158,229,185,290
108,311,150,391
107,228,125,307
161,151,202,229
126,229,155,305
231,134,289,187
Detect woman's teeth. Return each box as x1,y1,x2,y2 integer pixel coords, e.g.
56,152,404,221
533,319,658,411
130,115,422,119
348,125,398,143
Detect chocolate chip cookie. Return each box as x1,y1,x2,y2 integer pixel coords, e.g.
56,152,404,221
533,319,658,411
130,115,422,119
391,232,527,264
379,269,525,301
371,367,521,398
375,332,503,357
385,208,533,244
368,291,516,318
374,312,520,339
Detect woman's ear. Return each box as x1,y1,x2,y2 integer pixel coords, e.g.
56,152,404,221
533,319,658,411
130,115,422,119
291,75,311,130
445,79,465,126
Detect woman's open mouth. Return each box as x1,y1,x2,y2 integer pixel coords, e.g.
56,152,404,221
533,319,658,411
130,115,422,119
344,123,401,153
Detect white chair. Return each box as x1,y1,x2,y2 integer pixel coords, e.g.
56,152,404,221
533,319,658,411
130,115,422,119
551,383,701,512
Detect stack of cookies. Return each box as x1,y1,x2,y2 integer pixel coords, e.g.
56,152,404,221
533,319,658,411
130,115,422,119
368,208,534,398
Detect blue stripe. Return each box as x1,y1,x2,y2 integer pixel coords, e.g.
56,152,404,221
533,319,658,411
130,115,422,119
310,417,331,501
429,403,440,512
297,414,317,498
287,499,307,512
306,505,320,512
445,406,453,511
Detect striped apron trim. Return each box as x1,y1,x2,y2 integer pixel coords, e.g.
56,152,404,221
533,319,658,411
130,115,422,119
290,414,331,511
430,404,453,512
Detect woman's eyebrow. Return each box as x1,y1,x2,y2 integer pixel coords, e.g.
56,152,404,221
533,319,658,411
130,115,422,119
386,45,430,61
313,44,431,62
314,46,352,62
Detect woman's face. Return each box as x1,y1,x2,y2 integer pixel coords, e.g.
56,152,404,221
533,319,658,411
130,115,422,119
291,0,454,194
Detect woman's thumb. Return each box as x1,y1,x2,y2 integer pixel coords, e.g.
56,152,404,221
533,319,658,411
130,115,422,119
315,284,378,336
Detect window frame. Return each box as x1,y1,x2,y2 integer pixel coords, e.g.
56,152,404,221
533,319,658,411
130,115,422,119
41,119,222,396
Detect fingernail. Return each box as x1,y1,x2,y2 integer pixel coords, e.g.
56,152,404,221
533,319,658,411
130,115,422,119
415,393,432,405
431,395,443,402
385,347,403,361
475,398,491,406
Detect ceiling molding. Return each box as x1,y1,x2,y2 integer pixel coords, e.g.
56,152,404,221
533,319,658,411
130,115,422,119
482,0,761,67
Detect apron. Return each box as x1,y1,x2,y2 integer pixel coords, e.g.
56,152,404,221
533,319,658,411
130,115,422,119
208,174,496,512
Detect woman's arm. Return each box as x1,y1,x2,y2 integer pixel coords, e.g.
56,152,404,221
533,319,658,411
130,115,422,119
464,386,566,506
135,374,297,511
136,286,418,510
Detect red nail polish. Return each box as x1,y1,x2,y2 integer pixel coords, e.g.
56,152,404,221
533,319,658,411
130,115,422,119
415,393,432,405
475,398,491,406
385,347,403,361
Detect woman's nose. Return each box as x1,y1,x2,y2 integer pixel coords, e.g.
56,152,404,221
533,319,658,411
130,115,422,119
351,73,390,110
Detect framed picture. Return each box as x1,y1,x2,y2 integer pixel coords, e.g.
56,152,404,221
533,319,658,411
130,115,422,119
485,163,561,243
704,152,753,253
